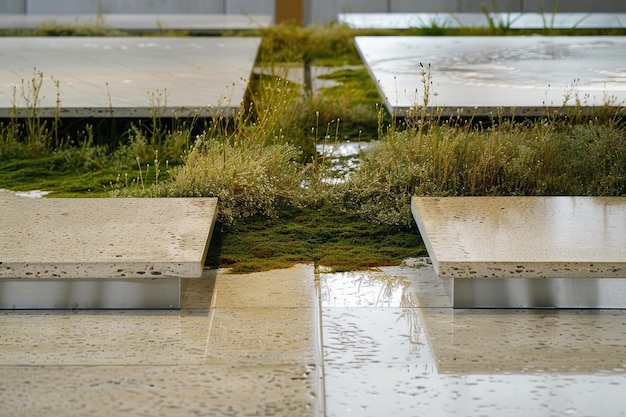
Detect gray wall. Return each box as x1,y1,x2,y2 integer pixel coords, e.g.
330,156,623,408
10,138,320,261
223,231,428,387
1,0,625,23
0,0,26,13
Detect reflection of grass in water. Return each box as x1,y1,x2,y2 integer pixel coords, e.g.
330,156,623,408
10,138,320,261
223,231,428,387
331,271,427,345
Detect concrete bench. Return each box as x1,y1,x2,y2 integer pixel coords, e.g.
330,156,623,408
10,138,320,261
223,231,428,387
411,196,626,308
0,196,217,309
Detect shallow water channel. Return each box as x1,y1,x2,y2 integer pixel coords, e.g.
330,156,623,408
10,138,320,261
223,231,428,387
315,140,373,183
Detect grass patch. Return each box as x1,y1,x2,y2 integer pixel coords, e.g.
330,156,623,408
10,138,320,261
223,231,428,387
345,114,626,228
0,157,137,197
311,67,387,140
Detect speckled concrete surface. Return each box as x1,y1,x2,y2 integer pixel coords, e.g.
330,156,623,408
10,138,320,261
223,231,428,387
1,256,625,415
0,37,260,118
0,264,322,416
0,197,217,279
412,196,626,278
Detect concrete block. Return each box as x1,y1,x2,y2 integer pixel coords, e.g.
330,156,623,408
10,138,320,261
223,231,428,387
0,37,260,118
411,196,626,279
355,36,626,117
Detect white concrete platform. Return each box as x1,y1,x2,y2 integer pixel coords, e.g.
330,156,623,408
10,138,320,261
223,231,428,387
340,12,626,29
0,197,217,309
0,37,260,118
355,36,626,117
411,197,626,308
0,14,272,33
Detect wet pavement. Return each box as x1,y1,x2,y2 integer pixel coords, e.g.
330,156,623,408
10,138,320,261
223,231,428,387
1,261,625,416
0,265,322,416
320,261,626,417
355,36,626,117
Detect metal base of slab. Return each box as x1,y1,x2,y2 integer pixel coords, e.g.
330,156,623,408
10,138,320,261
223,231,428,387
453,278,626,309
0,278,180,309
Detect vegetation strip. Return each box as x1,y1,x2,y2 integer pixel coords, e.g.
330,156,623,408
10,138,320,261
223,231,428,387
1,22,625,271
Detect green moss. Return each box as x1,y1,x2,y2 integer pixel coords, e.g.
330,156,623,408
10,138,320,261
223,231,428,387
314,67,389,140
0,156,140,197
207,206,426,273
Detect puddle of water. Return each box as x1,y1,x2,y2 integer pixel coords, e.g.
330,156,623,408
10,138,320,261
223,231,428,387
15,190,50,198
0,189,50,199
315,140,374,183
319,270,412,308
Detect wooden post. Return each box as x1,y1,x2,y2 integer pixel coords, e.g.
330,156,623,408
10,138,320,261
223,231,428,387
275,0,303,25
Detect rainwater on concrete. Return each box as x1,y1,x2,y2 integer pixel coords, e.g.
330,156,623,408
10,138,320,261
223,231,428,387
356,36,626,117
1,255,625,415
319,260,626,417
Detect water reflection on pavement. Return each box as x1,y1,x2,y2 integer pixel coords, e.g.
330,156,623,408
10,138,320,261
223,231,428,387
318,260,626,417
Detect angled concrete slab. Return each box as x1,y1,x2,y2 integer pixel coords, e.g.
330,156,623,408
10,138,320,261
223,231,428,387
1,197,217,279
355,36,626,117
0,37,260,118
411,196,626,279
340,12,626,29
0,14,272,33
411,196,626,308
0,197,217,309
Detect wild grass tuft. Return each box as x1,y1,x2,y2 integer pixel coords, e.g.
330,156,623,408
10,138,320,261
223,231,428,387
345,114,626,228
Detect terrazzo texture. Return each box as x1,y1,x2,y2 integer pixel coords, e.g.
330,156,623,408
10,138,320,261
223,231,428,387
0,197,217,279
0,37,260,118
0,264,321,416
355,36,626,117
321,262,626,417
411,196,626,278
0,13,272,33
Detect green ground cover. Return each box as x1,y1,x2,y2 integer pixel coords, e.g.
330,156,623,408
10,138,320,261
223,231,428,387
1,21,625,271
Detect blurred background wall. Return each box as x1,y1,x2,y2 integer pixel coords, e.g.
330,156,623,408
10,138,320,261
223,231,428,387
0,0,624,24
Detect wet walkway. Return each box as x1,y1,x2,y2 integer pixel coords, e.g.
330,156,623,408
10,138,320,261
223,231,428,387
320,261,626,417
1,261,625,416
0,265,321,416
